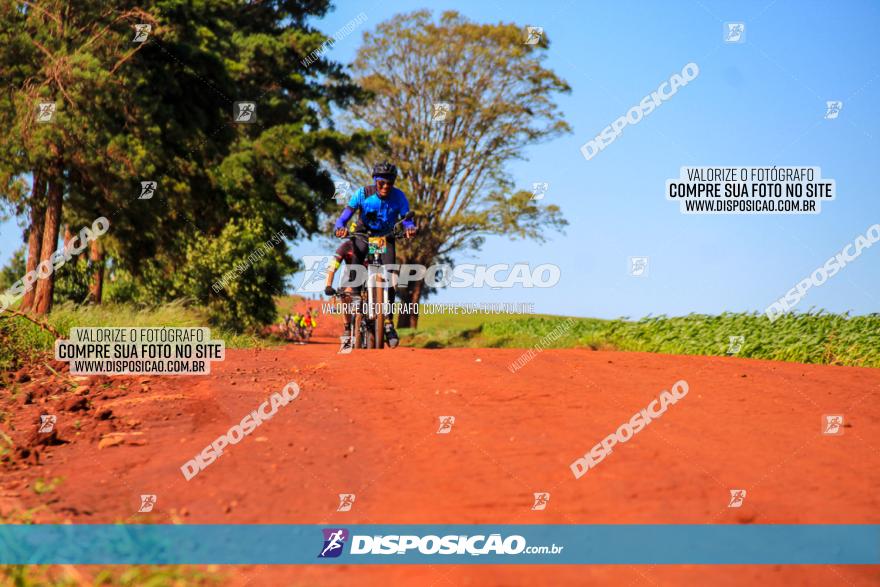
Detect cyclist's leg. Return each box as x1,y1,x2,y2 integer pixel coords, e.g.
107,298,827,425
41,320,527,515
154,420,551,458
381,238,400,347
341,263,361,335
382,237,398,305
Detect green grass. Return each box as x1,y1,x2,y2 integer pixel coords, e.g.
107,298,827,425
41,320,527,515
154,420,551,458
0,565,219,587
400,310,880,368
0,301,273,372
31,477,64,496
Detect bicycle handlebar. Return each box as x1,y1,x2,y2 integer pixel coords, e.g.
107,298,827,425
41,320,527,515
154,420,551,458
336,212,416,240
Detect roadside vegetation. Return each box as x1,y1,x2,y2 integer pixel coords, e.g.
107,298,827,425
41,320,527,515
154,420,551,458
0,301,275,373
400,311,880,368
0,564,218,586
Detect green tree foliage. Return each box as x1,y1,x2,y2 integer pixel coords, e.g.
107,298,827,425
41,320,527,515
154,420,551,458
347,10,571,326
0,0,368,327
0,246,25,291
156,217,294,331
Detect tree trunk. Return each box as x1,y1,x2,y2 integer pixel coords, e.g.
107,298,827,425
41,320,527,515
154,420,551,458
32,177,63,315
19,172,47,312
396,278,424,329
89,239,104,304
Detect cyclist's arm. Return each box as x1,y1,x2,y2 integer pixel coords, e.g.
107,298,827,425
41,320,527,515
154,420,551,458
398,192,416,230
334,188,363,230
334,207,354,230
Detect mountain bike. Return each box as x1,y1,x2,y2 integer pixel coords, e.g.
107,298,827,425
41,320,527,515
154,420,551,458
333,289,363,352
342,212,414,350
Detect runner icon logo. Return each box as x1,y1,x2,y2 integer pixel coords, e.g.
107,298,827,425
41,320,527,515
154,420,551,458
337,494,355,512
233,101,257,123
139,181,156,200
728,489,746,508
531,492,550,511
37,102,56,122
531,182,549,201
727,335,745,355
38,414,56,434
825,101,843,120
524,26,543,45
333,180,351,205
823,414,844,435
432,102,451,123
138,494,157,512
319,528,349,558
297,256,332,292
132,24,151,43
629,256,649,277
724,22,745,43
437,416,455,434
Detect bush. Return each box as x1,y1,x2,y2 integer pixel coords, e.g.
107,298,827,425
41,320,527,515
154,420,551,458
151,218,295,332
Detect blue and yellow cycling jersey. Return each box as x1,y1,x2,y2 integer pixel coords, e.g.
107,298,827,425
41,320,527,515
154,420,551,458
335,185,415,234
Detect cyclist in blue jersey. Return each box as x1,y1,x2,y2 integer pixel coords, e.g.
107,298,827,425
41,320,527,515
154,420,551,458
334,162,416,347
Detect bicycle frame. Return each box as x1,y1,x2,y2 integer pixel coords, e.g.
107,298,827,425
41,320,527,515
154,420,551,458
337,212,414,350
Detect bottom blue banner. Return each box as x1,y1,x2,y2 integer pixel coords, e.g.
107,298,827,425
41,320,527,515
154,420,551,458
0,525,876,564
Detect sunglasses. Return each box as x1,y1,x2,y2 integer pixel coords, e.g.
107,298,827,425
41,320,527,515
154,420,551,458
374,178,395,188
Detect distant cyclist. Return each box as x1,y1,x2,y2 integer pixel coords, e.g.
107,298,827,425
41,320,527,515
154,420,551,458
324,223,360,337
334,162,416,348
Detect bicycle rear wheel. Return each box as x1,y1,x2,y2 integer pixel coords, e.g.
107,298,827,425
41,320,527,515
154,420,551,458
363,322,375,349
373,276,384,350
352,312,363,350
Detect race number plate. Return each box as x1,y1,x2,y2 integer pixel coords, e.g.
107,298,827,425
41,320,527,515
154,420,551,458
368,237,387,255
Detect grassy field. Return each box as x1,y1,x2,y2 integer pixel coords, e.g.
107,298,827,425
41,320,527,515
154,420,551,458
0,301,275,372
3,300,878,371
400,311,880,368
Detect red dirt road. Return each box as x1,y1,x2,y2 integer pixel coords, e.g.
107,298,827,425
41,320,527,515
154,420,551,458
4,311,880,585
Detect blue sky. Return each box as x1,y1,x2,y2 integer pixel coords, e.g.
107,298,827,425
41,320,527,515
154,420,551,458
3,0,878,318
